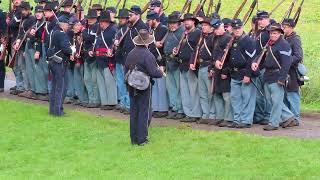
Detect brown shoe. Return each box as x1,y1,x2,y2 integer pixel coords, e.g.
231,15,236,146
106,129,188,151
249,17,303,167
287,120,300,127
197,119,210,124
281,117,295,128
18,91,29,97
218,120,233,127
263,125,278,131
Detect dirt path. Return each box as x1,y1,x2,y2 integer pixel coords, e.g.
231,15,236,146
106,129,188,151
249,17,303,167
1,92,320,139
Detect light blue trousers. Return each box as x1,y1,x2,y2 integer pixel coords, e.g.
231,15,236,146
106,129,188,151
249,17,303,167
180,70,202,118
74,64,88,103
284,91,301,122
264,83,294,127
230,78,257,124
96,67,117,106
214,92,233,121
166,69,183,113
116,63,130,109
198,66,215,119
84,61,100,104
152,76,169,112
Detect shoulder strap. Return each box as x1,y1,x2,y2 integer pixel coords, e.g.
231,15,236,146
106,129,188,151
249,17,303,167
269,46,282,69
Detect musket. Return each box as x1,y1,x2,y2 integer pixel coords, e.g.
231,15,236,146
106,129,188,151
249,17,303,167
180,0,192,16
115,0,122,9
89,0,93,8
280,0,298,23
215,0,221,14
243,0,257,25
293,0,304,25
253,38,271,69
141,1,152,15
186,0,192,13
193,0,207,16
218,36,234,69
206,0,214,16
103,0,107,10
75,0,83,20
171,31,187,58
122,0,127,9
233,0,248,19
269,0,286,16
192,33,204,67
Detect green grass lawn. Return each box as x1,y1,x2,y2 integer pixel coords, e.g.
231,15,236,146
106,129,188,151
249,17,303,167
1,99,320,179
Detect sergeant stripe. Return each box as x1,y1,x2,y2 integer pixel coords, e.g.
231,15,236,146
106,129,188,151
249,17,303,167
245,50,256,58
279,50,292,56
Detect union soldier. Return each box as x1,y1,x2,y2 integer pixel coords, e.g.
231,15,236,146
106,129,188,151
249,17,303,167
91,4,103,19
114,9,130,114
146,10,169,118
251,23,295,131
47,15,74,116
8,0,23,95
25,5,49,100
173,13,202,122
120,5,148,60
163,13,185,119
13,2,37,98
222,18,233,33
252,10,272,125
210,18,233,126
69,17,89,107
82,9,100,108
227,19,257,128
125,29,164,146
282,18,304,126
191,16,216,124
149,0,168,25
105,7,118,29
89,11,117,110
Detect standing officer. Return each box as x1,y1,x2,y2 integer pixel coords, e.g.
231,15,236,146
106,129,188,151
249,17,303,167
125,29,164,146
163,13,185,119
282,18,303,127
210,18,233,126
13,2,36,99
251,23,295,131
173,13,202,122
191,16,216,124
146,10,169,118
89,11,117,110
82,9,100,108
228,19,257,128
114,8,130,114
47,15,74,116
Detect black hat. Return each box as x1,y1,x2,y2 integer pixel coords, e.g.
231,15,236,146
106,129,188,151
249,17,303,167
146,10,160,20
282,18,296,28
129,5,142,15
92,4,103,10
182,13,199,24
168,13,180,23
222,18,232,25
231,19,243,28
61,0,73,7
252,15,258,23
58,15,70,23
133,29,155,45
211,12,220,19
210,18,223,29
39,0,48,3
196,10,205,18
43,2,56,11
199,16,212,24
171,11,181,16
99,11,112,22
150,0,162,7
267,23,284,34
21,2,32,10
115,9,129,19
85,9,98,19
35,5,44,12
106,7,117,14
270,18,277,25
256,10,269,19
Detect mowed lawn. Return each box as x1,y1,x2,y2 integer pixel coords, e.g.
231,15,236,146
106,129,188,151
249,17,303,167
0,99,319,179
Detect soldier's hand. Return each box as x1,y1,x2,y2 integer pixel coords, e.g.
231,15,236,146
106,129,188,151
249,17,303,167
215,60,223,70
208,70,214,78
75,53,81,59
155,41,163,48
88,51,94,57
13,42,20,51
189,64,196,71
30,29,36,36
221,74,227,80
34,51,40,60
70,55,75,61
243,76,251,84
251,63,259,71
6,17,10,25
277,80,285,86
160,66,165,73
114,40,119,47
172,47,178,56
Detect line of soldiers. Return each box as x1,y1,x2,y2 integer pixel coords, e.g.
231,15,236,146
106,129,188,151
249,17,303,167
0,0,305,131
